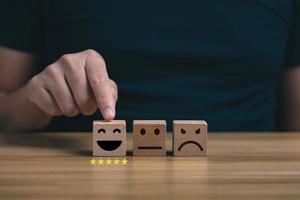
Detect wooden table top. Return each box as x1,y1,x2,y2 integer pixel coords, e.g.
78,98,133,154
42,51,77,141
1,132,300,200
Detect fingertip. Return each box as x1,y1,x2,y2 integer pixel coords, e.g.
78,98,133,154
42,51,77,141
102,107,115,121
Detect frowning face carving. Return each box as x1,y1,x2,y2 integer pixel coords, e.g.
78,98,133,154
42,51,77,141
173,120,207,156
93,120,126,156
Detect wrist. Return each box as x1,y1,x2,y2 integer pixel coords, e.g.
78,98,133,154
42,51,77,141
6,85,52,131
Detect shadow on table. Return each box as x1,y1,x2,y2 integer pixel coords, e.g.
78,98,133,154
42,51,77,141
1,132,174,157
0,132,91,156
74,150,173,156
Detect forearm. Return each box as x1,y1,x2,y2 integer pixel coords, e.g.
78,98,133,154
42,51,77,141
279,67,300,131
0,86,52,131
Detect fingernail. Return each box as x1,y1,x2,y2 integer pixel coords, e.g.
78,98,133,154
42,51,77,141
104,108,115,120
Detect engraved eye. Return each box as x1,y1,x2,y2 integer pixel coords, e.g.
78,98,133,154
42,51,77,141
180,128,186,134
113,128,121,133
154,128,160,135
195,128,201,134
140,128,146,135
98,128,106,133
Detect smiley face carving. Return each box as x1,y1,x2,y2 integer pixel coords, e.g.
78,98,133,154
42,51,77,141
93,120,126,156
96,128,123,151
173,120,207,156
133,120,166,156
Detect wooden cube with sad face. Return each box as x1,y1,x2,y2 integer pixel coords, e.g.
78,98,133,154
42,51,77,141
173,120,207,156
133,120,166,156
93,120,126,157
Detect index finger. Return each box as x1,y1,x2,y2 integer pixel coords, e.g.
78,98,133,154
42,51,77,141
85,53,116,120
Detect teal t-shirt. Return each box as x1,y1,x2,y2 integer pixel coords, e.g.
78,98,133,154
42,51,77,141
1,0,300,131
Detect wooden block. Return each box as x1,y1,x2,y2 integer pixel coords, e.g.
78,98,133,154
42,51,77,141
133,120,166,156
93,120,126,157
173,120,207,157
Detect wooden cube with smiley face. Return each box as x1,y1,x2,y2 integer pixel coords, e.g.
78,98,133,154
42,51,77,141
173,120,207,156
93,120,126,157
133,120,166,156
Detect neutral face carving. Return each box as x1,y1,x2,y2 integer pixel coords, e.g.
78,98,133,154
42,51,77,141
133,120,166,156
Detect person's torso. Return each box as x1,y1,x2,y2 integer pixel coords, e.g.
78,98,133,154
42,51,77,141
39,0,294,131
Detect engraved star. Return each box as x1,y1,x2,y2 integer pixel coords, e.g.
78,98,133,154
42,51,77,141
90,158,96,165
122,158,128,165
98,159,104,166
106,159,112,165
114,159,120,165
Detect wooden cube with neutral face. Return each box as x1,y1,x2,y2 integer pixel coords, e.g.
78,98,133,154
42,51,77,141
133,120,166,156
93,120,126,157
173,120,207,156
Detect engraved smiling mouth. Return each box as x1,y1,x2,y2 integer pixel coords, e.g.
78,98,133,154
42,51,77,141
97,140,122,151
178,141,203,151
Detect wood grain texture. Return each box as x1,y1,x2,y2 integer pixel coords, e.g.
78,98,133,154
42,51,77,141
1,132,300,200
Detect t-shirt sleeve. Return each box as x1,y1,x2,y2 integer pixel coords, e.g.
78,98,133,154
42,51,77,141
283,0,300,68
0,0,42,53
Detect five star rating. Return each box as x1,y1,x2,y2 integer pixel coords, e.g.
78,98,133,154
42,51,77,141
90,158,128,166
